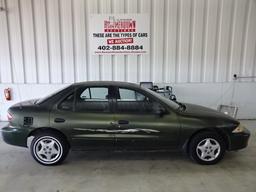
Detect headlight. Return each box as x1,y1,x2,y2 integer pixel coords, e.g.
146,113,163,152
232,124,245,133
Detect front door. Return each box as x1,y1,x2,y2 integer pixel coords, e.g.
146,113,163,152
113,87,180,150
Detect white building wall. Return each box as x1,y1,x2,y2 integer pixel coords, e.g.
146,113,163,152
0,0,256,120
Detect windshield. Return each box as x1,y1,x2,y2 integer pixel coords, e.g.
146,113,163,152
36,85,70,104
141,87,180,109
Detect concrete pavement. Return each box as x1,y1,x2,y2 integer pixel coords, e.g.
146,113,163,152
0,120,255,192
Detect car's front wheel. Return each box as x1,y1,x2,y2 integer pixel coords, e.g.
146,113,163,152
30,131,69,166
188,131,226,165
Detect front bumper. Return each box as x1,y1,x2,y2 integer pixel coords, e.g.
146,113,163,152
1,125,30,147
228,127,250,151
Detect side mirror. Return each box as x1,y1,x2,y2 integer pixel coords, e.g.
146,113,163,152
155,106,167,117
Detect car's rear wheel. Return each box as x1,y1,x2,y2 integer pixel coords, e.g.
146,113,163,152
188,131,226,165
30,132,69,166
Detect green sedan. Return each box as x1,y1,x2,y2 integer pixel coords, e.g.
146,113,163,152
2,81,250,165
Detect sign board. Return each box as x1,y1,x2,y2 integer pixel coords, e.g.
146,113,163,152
89,14,150,55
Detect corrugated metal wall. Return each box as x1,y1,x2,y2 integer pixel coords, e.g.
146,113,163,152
0,0,256,84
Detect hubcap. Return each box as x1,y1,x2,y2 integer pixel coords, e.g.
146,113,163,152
196,138,221,161
33,136,63,164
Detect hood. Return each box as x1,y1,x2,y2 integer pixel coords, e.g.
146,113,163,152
180,103,239,125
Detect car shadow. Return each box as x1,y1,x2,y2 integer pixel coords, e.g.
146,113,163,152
67,150,187,162
58,149,256,175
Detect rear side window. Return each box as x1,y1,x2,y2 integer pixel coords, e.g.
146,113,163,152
80,87,108,101
75,87,110,113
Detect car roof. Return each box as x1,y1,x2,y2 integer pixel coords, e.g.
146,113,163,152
73,81,141,89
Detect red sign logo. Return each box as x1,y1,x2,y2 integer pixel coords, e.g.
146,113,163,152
104,16,136,32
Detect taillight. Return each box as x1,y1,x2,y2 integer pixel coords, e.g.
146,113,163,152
7,112,13,121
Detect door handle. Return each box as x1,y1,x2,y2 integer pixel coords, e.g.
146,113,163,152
54,118,65,123
110,121,121,128
110,121,117,125
118,120,129,125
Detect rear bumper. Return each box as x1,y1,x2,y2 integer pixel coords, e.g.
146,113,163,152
1,125,30,147
228,128,250,151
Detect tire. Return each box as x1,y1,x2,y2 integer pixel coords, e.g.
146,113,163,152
188,131,226,165
30,131,69,166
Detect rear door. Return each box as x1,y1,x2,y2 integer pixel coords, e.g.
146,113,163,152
113,87,180,150
50,86,116,150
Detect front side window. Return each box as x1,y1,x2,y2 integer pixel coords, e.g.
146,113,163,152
118,88,145,101
116,88,160,113
76,87,110,112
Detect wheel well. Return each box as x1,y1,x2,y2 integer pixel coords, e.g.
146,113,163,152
184,128,229,153
27,128,70,147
